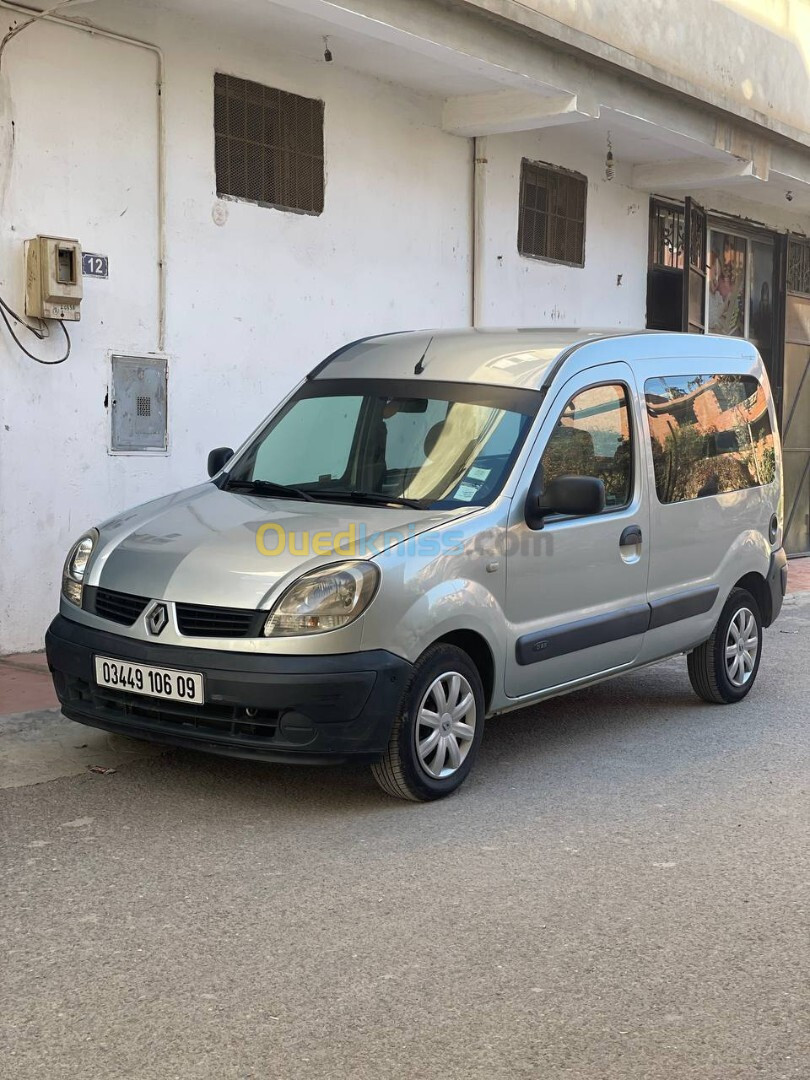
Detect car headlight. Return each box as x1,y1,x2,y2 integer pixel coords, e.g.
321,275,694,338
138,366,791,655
61,529,99,607
263,561,380,637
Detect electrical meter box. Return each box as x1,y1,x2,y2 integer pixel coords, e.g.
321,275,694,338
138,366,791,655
25,235,83,321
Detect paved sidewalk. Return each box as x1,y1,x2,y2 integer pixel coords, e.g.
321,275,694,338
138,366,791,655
0,650,58,714
0,638,155,789
789,555,810,592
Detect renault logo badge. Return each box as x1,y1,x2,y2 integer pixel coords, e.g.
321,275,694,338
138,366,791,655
146,602,169,637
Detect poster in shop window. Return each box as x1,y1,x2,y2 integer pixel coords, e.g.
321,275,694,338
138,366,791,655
708,232,746,336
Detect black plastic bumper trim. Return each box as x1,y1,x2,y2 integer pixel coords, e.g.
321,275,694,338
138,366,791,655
45,615,411,762
765,547,787,627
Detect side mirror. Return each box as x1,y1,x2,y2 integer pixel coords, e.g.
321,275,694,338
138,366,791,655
525,473,606,529
207,446,234,478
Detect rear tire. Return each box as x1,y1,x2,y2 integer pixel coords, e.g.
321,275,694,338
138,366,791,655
687,587,762,704
371,643,485,802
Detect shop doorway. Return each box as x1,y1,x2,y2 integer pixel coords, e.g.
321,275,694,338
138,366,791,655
646,197,809,554
783,238,810,555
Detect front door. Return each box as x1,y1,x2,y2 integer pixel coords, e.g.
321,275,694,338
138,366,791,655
504,362,650,698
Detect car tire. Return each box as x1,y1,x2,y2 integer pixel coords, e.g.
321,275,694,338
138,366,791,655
371,643,485,802
687,587,763,704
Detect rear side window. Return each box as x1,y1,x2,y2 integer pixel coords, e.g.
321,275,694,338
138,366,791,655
644,374,775,504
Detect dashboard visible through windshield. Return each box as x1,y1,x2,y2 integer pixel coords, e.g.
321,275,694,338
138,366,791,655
224,378,541,510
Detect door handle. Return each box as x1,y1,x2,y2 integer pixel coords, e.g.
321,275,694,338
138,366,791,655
620,525,642,547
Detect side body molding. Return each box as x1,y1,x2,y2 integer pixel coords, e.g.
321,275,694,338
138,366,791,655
516,585,720,666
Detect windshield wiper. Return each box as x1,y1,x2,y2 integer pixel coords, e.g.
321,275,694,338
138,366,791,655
224,478,316,502
313,489,425,509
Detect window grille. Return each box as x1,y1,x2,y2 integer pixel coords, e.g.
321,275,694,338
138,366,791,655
650,202,685,270
787,238,810,296
518,159,587,266
214,73,325,215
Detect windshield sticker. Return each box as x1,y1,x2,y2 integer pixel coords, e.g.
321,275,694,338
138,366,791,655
454,482,482,502
467,467,490,482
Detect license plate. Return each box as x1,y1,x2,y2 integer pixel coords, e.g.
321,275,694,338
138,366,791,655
94,656,204,704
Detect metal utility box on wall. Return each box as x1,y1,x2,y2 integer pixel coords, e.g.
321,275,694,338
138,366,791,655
25,236,83,321
110,356,168,453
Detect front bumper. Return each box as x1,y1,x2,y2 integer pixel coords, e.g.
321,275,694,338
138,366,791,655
45,614,411,764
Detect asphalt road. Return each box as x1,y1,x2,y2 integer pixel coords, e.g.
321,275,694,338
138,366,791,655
2,598,808,1080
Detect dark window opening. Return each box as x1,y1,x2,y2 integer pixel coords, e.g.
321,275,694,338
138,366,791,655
647,198,685,331
214,73,324,215
518,159,586,266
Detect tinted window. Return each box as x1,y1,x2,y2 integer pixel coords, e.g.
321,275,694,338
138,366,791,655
541,384,633,510
253,395,362,486
644,374,775,504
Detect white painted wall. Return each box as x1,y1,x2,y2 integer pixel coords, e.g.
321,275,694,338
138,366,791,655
0,9,472,652
0,20,162,654
476,128,648,328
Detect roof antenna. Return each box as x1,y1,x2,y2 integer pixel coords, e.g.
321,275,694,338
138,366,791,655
414,335,433,375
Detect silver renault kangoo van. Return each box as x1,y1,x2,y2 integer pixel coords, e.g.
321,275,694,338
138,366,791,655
46,329,787,800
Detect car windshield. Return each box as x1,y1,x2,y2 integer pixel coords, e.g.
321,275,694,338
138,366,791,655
224,378,540,509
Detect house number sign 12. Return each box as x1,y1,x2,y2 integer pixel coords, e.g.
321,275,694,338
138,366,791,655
82,253,109,278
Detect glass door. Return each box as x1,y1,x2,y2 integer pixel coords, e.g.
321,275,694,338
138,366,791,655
705,226,782,413
705,227,776,347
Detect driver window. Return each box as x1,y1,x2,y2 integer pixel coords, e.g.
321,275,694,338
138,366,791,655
541,383,633,509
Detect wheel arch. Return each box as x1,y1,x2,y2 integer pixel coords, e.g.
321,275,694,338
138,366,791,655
733,570,773,627
432,629,495,712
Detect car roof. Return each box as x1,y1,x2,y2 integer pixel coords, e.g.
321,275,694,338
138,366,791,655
309,328,760,391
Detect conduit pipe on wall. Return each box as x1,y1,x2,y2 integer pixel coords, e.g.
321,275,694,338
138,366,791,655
0,1,166,351
472,135,487,328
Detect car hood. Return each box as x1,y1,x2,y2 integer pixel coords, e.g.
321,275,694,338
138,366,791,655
90,482,463,609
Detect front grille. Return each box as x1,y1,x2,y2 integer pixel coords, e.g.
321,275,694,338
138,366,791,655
70,677,279,743
83,587,261,637
175,602,260,638
85,587,149,627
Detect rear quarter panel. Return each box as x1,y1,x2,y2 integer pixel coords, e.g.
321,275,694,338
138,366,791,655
637,346,781,663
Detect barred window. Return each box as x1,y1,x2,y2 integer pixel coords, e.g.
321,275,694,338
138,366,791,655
214,73,324,215
649,200,685,270
518,159,586,266
787,237,810,296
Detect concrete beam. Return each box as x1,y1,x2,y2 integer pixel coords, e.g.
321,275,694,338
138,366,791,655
631,157,760,192
442,90,596,136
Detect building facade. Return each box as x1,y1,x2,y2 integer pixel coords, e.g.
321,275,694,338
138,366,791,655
1,0,809,652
